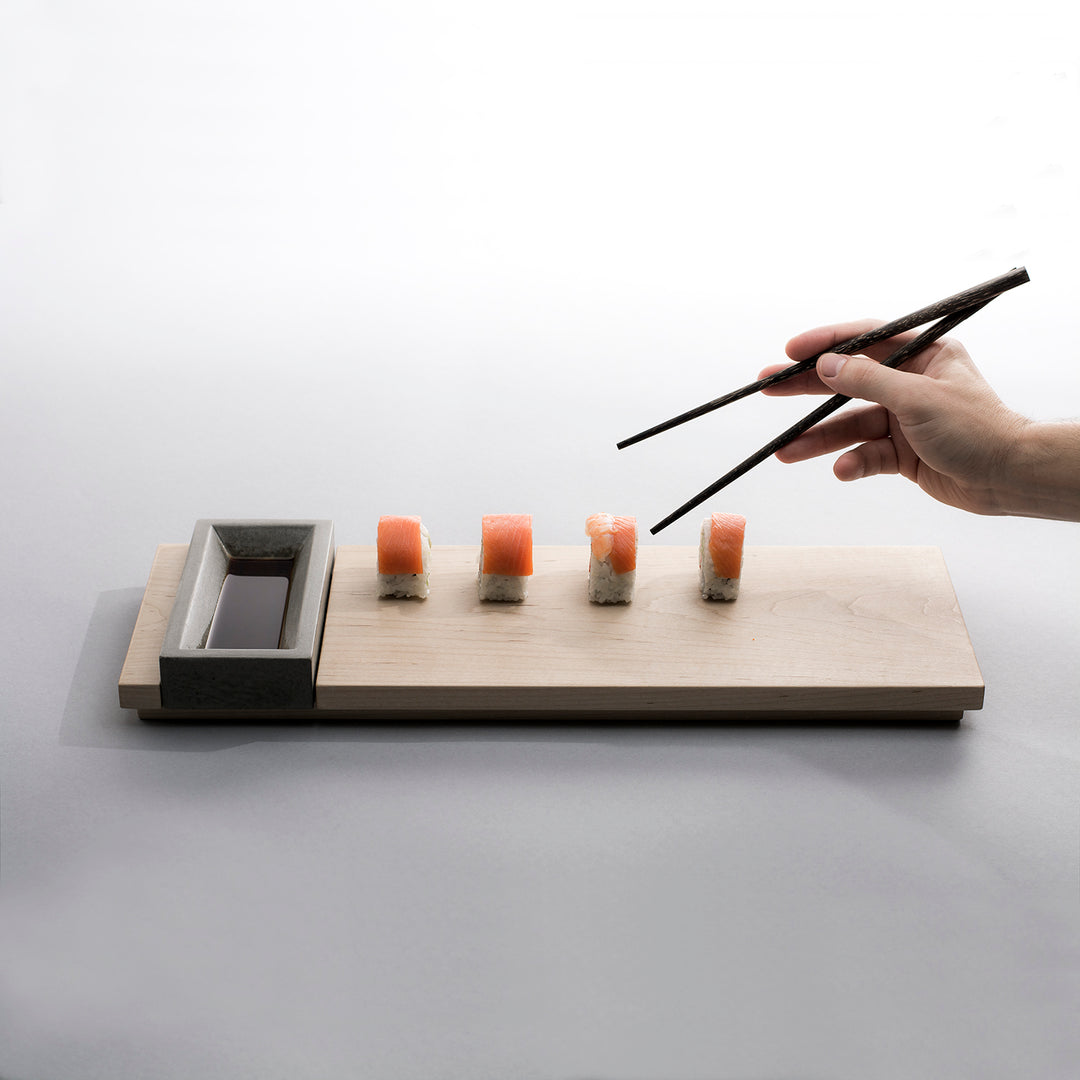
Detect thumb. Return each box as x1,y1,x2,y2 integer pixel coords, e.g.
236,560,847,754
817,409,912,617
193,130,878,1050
816,352,922,413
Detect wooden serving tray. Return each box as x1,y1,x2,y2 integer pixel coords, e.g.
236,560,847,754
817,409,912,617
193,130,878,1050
119,544,984,722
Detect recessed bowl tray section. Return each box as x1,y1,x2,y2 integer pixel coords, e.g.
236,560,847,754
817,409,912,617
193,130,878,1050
158,519,334,710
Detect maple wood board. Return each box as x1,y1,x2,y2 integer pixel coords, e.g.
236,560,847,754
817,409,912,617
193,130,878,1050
118,544,188,713
120,544,984,721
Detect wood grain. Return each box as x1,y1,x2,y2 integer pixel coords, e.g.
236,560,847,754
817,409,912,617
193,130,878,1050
117,543,187,710
314,545,983,718
119,543,984,721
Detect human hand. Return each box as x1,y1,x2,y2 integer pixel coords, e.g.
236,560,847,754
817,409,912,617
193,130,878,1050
758,319,1034,516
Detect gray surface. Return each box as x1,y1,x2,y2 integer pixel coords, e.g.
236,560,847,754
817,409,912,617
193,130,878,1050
159,519,334,709
2,3,1078,1078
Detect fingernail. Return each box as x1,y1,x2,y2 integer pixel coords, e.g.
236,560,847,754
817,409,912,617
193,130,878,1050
818,353,847,379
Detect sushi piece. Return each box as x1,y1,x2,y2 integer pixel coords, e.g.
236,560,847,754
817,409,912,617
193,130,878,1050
699,512,746,600
585,513,637,604
477,514,533,601
376,515,431,598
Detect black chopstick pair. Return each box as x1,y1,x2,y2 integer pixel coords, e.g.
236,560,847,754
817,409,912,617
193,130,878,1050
619,267,1031,534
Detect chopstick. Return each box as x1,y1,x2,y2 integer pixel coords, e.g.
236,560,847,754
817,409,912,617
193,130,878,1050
649,294,998,535
616,266,1030,451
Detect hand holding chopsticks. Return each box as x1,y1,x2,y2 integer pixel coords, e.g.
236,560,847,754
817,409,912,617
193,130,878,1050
619,267,1031,533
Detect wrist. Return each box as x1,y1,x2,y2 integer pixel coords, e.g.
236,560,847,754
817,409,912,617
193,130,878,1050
993,419,1080,521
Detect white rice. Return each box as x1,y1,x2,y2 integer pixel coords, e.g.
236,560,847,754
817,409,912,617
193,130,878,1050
699,518,740,601
477,570,529,602
587,553,636,604
476,540,529,601
376,523,431,599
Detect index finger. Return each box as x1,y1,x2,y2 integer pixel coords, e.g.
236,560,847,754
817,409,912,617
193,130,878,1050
755,361,832,396
785,318,926,365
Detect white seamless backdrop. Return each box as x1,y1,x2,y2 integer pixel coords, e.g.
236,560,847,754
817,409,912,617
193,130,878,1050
1,3,1078,1079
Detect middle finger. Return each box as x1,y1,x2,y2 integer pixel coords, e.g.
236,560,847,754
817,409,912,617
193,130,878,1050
773,403,892,462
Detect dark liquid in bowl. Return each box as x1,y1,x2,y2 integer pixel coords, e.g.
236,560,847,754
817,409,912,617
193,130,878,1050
205,558,293,649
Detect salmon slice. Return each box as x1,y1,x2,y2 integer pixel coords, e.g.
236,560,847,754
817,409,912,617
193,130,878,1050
585,513,637,575
377,515,424,575
481,514,533,576
708,512,745,579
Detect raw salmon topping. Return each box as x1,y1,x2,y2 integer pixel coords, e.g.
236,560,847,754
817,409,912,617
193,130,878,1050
708,512,745,580
585,513,637,575
481,514,533,576
377,515,423,575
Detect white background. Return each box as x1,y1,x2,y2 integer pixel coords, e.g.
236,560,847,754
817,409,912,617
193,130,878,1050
2,2,1078,1078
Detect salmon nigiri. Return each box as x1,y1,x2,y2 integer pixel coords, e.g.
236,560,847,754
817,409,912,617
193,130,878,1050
376,515,431,598
585,513,637,603
478,514,533,601
699,512,746,600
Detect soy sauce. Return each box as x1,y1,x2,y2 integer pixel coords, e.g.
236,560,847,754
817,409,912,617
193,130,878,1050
205,558,293,649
